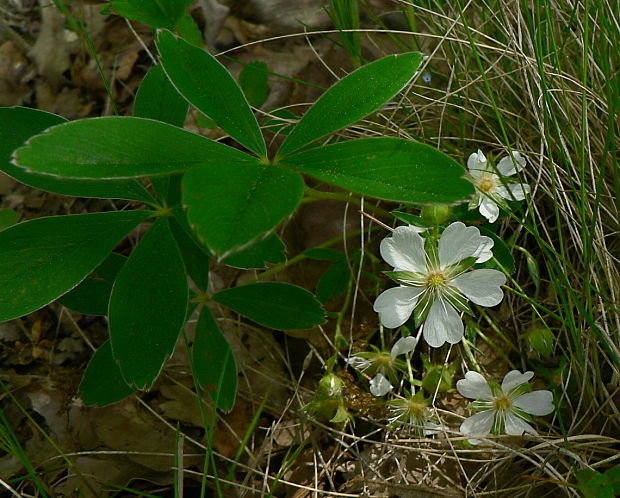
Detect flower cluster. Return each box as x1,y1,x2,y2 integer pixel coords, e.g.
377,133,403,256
373,222,506,347
341,147,551,443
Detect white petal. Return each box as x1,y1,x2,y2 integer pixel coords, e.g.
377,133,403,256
497,151,526,176
390,336,417,358
370,373,392,396
471,236,494,263
501,370,534,392
513,391,554,416
423,421,443,436
460,410,495,441
422,298,464,348
452,269,506,307
456,371,493,400
504,411,537,436
479,197,499,223
347,356,372,371
497,183,530,201
467,150,488,174
373,286,423,329
380,225,427,272
438,222,489,267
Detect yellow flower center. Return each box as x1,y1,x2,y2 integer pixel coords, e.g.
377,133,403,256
425,272,447,290
405,399,427,421
478,175,498,193
494,396,512,412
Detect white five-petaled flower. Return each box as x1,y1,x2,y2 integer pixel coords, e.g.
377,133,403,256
388,391,442,436
347,336,417,396
468,150,531,223
373,222,507,348
457,370,554,444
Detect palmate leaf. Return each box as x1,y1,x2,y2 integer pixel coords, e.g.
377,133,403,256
222,233,286,269
193,307,237,411
182,163,303,257
109,217,188,390
0,210,152,322
0,209,18,231
133,64,189,201
13,116,256,179
169,217,210,292
58,252,127,316
157,30,266,157
0,107,154,202
102,0,192,29
80,340,135,407
277,52,423,157
283,137,473,203
212,282,325,330
134,64,188,128
239,61,270,108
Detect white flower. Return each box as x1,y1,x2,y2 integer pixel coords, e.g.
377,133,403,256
457,370,554,444
468,150,531,223
370,373,392,396
373,223,506,348
348,336,418,397
388,392,442,436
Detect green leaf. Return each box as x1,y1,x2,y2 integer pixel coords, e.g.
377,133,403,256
277,52,423,157
0,209,18,231
109,217,188,389
169,217,210,291
605,467,620,493
182,163,304,257
174,12,203,47
0,210,152,322
134,65,188,128
577,469,615,498
58,253,127,315
515,245,540,290
316,261,350,303
283,137,473,203
390,211,431,228
222,234,286,269
103,0,192,28
478,226,515,273
157,30,266,157
0,107,154,202
193,307,237,411
80,340,135,406
134,64,189,201
239,61,270,108
212,282,325,330
305,248,346,262
14,116,256,179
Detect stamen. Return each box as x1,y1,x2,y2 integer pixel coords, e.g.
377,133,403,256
494,396,512,412
478,175,498,193
425,271,447,291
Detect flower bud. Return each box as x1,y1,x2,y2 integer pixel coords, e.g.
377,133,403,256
421,204,452,225
523,326,555,357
